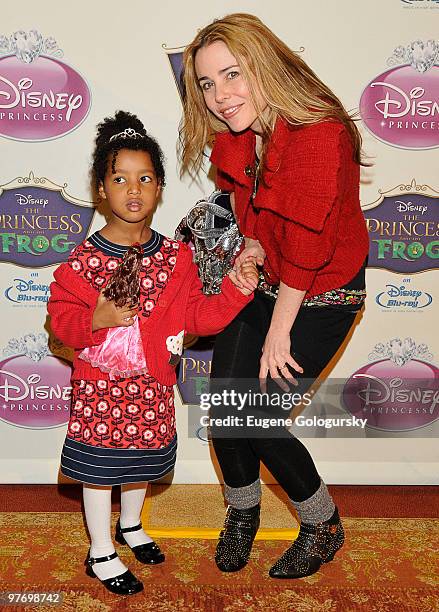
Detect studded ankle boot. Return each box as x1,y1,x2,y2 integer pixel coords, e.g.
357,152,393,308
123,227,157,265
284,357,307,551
269,507,344,579
215,504,260,572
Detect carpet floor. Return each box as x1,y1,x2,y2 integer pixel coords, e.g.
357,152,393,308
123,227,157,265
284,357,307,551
0,485,437,611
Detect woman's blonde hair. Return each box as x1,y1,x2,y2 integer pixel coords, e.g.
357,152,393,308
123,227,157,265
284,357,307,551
179,13,364,177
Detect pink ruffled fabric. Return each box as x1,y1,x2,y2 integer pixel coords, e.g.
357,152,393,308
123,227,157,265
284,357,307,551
78,317,147,380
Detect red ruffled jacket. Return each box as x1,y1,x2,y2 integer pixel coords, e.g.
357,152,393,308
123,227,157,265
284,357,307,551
48,241,252,385
211,119,369,296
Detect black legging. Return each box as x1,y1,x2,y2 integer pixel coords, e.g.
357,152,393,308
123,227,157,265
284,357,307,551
210,291,359,502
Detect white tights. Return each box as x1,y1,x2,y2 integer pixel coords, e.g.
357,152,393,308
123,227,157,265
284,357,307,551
83,482,151,580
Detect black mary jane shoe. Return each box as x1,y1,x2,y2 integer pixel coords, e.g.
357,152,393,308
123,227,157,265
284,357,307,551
85,550,144,595
269,507,345,579
115,519,165,565
215,504,260,572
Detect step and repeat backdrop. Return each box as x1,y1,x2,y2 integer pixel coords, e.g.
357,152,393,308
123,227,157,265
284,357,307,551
0,0,437,483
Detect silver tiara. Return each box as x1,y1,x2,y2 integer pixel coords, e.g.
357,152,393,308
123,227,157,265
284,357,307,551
109,128,144,142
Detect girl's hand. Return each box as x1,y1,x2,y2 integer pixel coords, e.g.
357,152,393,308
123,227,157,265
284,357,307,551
229,257,259,294
259,328,303,392
92,292,138,331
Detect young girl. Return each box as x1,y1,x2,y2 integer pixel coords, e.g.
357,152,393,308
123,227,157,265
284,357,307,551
47,110,256,595
179,14,369,579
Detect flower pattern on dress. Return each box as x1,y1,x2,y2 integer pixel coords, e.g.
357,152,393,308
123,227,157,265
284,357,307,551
65,235,179,449
68,375,176,449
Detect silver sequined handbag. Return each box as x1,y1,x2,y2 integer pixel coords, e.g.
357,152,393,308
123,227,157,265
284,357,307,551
175,190,243,295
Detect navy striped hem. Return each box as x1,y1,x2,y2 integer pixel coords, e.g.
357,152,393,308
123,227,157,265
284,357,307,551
60,435,177,485
88,230,163,257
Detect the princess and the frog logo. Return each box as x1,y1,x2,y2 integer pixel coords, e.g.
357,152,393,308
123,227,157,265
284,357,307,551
0,30,91,141
0,172,94,267
359,39,439,149
362,179,439,273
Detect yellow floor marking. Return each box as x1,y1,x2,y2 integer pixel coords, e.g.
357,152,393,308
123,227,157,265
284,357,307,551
138,526,299,541
140,487,298,540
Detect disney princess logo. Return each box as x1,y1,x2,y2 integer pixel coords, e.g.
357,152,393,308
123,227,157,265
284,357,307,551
0,76,83,121
0,30,91,141
0,370,71,402
373,84,438,120
0,333,72,429
343,338,439,431
354,376,438,413
359,40,439,149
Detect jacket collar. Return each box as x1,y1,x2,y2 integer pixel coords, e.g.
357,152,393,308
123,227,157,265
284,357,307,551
210,118,292,188
210,129,255,187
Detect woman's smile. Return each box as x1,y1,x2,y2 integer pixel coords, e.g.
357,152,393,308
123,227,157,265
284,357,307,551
219,104,244,120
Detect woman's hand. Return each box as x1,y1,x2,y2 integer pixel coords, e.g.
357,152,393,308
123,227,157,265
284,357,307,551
259,328,303,392
235,237,265,268
92,292,138,332
259,283,306,392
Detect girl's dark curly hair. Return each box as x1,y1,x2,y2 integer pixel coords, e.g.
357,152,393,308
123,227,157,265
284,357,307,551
102,243,143,308
92,110,166,188
93,111,165,308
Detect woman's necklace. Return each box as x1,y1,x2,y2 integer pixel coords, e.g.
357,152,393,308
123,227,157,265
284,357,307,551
252,136,262,200
252,157,260,200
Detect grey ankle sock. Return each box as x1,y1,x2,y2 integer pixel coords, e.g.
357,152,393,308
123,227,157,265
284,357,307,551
224,479,261,509
290,479,335,525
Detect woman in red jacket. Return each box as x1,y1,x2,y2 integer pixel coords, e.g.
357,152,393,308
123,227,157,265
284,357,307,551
180,13,369,579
